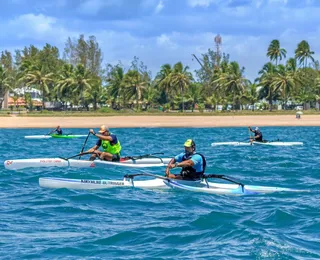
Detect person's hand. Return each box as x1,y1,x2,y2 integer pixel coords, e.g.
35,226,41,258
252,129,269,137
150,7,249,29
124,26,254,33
89,129,95,135
248,126,251,129
168,163,177,169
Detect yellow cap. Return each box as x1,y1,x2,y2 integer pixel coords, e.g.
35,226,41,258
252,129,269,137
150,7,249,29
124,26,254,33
98,125,109,133
184,139,194,147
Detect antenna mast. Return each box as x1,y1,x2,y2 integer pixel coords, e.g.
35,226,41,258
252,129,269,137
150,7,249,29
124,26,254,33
214,34,222,67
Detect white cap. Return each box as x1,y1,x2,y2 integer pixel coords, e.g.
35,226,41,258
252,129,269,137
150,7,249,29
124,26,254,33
255,127,259,131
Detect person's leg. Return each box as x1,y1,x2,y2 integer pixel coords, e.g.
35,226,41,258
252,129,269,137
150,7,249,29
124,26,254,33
89,150,102,161
111,153,120,162
99,152,113,161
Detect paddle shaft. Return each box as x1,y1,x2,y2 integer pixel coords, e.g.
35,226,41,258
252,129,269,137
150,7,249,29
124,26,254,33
60,151,97,161
204,174,244,187
79,132,91,159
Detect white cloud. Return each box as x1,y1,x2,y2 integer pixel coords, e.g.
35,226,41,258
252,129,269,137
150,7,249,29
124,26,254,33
187,0,230,8
1,13,76,44
268,0,288,4
156,34,178,49
8,14,56,35
155,0,164,13
77,0,122,15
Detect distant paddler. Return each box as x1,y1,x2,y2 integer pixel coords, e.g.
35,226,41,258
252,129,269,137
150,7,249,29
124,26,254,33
248,126,263,142
165,139,206,180
86,125,122,161
48,125,63,135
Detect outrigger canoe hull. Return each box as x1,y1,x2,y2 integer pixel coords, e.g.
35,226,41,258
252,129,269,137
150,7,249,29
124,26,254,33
39,176,307,195
25,134,87,139
211,141,303,146
4,157,171,170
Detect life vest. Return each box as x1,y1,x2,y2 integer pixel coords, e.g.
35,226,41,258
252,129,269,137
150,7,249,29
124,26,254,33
101,137,121,155
180,153,206,179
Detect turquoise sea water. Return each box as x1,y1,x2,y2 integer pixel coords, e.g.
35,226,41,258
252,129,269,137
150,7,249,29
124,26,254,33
1,127,319,259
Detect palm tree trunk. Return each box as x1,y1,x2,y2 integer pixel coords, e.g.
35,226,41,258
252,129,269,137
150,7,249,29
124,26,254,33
269,96,273,111
136,93,139,110
180,82,184,112
41,84,44,112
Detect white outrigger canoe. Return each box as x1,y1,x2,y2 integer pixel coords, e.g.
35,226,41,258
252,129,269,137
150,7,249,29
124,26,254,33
25,134,87,139
39,173,308,195
4,157,172,170
211,141,303,146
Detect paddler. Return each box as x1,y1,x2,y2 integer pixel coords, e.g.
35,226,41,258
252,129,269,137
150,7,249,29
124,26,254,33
248,126,263,142
49,125,63,135
165,139,206,180
86,125,122,161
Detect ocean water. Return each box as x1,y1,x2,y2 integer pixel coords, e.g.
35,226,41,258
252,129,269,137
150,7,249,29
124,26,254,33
0,127,319,259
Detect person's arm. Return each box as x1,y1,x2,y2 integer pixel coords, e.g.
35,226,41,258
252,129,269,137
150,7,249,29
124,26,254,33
173,159,194,168
90,129,113,141
48,128,56,134
86,145,99,153
254,133,261,140
165,158,176,177
248,126,253,132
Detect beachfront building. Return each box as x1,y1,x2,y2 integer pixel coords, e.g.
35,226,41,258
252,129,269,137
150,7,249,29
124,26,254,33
5,87,42,110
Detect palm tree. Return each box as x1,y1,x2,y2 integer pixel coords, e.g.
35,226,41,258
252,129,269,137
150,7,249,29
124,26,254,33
267,39,287,65
212,61,249,111
106,65,125,108
21,64,53,111
242,82,258,111
270,65,297,109
295,40,315,68
154,64,173,104
184,83,203,112
257,62,279,111
143,85,159,110
123,70,147,110
169,62,193,112
0,67,12,109
55,64,75,109
72,64,92,110
84,78,103,111
315,77,320,110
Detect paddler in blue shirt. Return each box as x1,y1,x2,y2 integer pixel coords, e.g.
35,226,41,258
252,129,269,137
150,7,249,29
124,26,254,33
86,125,122,161
166,139,206,180
49,125,63,135
248,126,263,142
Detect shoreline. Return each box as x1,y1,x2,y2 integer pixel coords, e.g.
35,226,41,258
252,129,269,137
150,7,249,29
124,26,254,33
0,115,319,128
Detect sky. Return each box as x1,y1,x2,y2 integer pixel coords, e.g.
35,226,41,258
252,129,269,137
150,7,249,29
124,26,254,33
1,0,319,80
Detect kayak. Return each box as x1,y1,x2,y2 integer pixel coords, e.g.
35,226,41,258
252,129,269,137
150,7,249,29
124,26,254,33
211,141,303,146
4,157,172,170
39,174,308,195
25,134,87,139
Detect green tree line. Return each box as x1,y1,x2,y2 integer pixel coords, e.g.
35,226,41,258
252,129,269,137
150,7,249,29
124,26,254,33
1,35,320,112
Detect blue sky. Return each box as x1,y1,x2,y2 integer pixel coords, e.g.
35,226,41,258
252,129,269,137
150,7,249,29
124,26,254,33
1,0,319,80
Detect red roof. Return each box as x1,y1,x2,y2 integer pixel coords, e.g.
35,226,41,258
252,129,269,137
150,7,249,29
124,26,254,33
8,97,42,106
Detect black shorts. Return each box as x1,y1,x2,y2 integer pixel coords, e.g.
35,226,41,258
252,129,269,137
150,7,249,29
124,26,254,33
178,171,203,181
112,153,120,162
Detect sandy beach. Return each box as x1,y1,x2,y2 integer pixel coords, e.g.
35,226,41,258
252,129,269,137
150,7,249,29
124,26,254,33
0,115,319,128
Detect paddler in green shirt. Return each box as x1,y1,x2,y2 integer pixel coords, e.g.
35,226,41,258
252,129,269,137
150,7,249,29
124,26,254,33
86,125,122,161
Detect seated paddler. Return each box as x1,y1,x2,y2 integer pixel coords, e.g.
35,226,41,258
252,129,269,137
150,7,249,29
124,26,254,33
86,125,122,161
165,139,206,180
